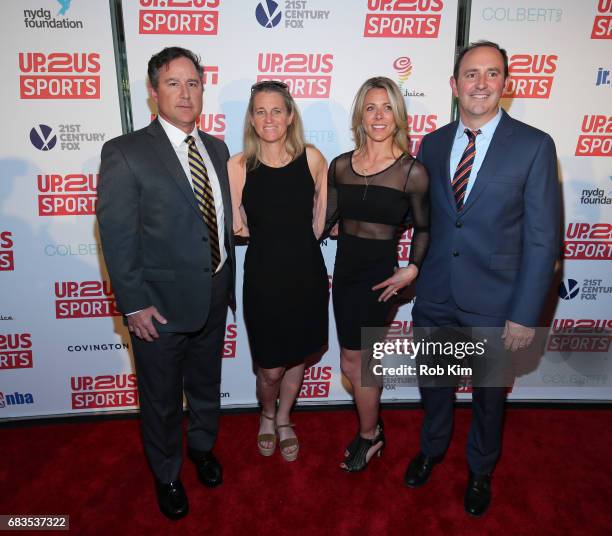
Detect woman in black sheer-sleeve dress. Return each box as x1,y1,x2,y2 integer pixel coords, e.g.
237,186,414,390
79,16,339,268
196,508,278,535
323,77,430,471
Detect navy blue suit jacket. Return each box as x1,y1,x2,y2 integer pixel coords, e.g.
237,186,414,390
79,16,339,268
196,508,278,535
415,110,560,326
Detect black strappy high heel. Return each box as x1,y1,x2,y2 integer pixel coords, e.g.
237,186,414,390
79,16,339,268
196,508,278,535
341,418,385,472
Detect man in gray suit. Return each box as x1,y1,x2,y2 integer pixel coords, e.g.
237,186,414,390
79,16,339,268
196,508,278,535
97,47,235,520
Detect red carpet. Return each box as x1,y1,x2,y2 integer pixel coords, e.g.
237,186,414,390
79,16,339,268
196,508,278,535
2,407,611,535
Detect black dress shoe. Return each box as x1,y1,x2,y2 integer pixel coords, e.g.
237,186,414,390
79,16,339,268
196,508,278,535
155,479,188,520
188,449,223,488
404,452,443,488
464,472,492,517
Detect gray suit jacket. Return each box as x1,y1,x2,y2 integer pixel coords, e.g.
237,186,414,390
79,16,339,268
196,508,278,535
97,118,236,332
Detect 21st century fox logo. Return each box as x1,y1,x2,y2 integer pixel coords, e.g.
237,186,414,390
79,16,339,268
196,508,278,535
19,52,100,99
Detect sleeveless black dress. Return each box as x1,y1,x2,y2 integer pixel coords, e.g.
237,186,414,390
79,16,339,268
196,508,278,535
242,151,329,369
324,151,429,350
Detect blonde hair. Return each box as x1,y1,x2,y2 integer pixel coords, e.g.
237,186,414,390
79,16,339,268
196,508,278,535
242,82,307,171
350,76,410,154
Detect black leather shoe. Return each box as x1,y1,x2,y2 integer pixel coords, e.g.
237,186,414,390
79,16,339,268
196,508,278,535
404,452,443,488
155,479,188,520
464,472,492,517
188,449,223,488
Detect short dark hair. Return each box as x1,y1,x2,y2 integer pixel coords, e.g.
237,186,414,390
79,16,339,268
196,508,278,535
453,40,509,80
147,47,204,89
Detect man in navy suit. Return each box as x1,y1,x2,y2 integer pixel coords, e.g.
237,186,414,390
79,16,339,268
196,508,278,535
404,41,560,516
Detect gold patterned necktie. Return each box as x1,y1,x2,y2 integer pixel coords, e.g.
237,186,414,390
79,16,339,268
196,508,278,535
186,135,220,272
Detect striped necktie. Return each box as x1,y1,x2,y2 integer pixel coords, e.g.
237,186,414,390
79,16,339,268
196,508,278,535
186,135,220,272
452,129,481,210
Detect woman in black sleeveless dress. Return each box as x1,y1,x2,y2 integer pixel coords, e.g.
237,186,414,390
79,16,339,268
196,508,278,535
324,77,430,471
228,81,328,462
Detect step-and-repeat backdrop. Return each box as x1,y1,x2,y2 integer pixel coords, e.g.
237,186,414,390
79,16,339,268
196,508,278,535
0,0,610,418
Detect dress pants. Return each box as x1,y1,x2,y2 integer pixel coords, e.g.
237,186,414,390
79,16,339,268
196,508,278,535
412,295,508,475
130,264,231,483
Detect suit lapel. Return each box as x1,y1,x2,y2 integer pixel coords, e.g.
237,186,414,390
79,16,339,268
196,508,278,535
146,119,201,218
461,110,513,214
440,122,459,216
199,131,233,244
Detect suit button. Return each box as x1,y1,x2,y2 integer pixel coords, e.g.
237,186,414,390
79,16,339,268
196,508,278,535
202,236,208,242
452,251,459,257
455,221,463,228
204,267,210,273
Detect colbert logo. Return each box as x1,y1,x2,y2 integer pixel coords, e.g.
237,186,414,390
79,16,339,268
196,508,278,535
596,67,611,87
592,0,612,39
407,114,437,155
397,229,413,261
364,0,443,38
256,0,282,27
0,231,15,271
480,6,562,23
0,391,34,409
559,279,580,300
139,0,219,35
223,323,237,358
0,333,33,370
71,374,138,409
30,124,57,151
564,222,612,260
257,52,334,98
299,366,331,398
504,54,558,98
37,173,98,216
54,281,120,319
548,318,612,352
575,115,612,156
19,52,100,99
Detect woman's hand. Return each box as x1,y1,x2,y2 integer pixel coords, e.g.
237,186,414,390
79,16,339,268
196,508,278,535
372,265,419,302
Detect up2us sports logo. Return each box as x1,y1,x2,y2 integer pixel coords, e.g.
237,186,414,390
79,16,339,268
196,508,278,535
575,115,612,156
503,54,558,99
18,52,100,99
591,0,612,39
256,52,334,98
0,232,15,271
71,374,138,409
407,114,437,155
0,333,33,370
37,173,98,216
364,0,443,38
54,281,120,319
139,0,219,35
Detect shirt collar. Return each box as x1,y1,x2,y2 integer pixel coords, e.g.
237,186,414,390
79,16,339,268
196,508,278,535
455,108,503,141
158,114,199,148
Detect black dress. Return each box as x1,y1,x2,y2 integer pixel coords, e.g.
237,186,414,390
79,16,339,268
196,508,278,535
324,151,429,350
242,151,329,369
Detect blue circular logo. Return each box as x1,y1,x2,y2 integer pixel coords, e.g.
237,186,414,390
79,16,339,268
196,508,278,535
30,124,57,151
256,0,282,28
558,279,579,300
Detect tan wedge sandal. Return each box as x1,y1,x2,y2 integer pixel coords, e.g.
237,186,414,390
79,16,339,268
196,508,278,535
257,413,276,456
277,423,299,462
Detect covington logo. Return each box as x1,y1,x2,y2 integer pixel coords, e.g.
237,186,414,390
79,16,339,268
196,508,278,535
139,0,219,35
256,0,282,27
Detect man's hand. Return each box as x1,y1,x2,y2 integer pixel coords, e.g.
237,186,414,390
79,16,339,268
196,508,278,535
502,320,535,352
127,306,167,342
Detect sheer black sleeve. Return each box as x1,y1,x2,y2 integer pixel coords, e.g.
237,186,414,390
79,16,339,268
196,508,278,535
404,160,430,268
320,157,339,240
